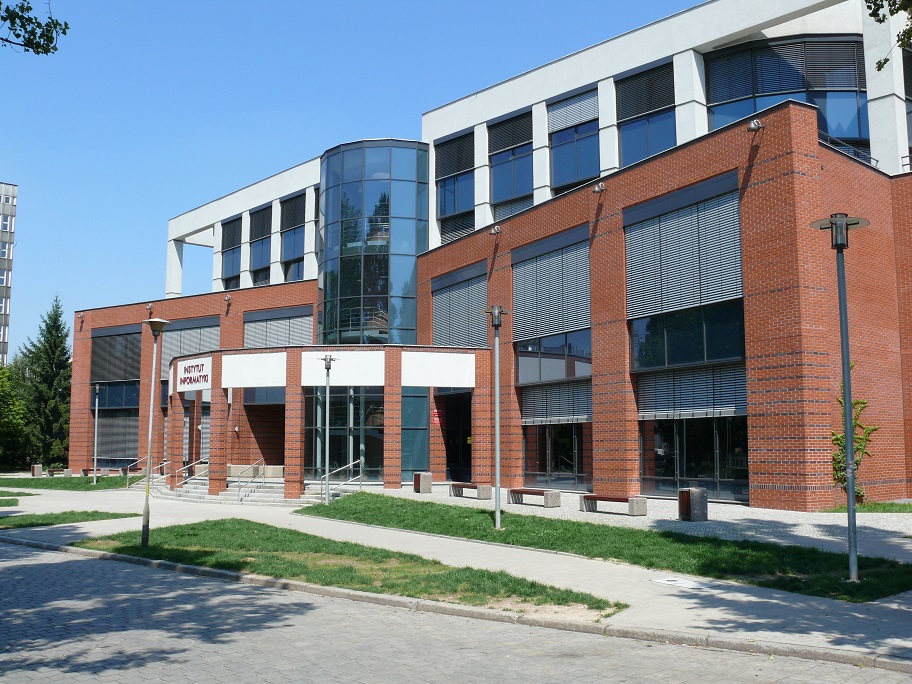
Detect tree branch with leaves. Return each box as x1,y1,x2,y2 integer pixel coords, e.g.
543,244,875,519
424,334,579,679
831,363,879,501
0,1,68,55
866,1,912,69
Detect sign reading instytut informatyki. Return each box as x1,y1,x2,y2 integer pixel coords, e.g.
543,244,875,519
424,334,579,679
174,357,212,393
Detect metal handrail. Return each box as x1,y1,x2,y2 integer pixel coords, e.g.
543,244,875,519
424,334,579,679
176,458,209,487
236,458,266,502
321,456,365,500
126,459,168,488
817,130,878,168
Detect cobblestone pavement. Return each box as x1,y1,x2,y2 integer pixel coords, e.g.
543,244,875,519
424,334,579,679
0,542,908,683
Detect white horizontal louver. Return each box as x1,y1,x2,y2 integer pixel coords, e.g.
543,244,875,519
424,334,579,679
432,275,488,347
513,241,590,340
289,316,313,345
636,363,746,419
521,380,592,424
625,217,661,319
548,91,598,133
659,204,700,313
244,320,268,348
698,193,742,305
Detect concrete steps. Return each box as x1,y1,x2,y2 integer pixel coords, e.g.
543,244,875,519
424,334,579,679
153,478,340,507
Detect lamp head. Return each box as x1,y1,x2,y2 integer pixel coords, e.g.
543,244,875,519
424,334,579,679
747,119,764,132
810,213,869,250
143,317,171,337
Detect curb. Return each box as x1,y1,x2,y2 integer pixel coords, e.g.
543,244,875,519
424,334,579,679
1,533,910,674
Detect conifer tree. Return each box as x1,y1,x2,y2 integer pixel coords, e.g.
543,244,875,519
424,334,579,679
0,364,27,470
17,296,71,467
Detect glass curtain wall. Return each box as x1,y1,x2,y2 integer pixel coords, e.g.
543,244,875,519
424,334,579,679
640,416,749,501
319,141,429,344
304,386,384,481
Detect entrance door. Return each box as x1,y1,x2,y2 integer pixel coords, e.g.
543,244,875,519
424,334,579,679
445,393,472,482
523,423,591,491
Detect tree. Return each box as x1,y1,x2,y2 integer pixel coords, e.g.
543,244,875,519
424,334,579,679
16,296,71,467
0,1,68,55
831,363,879,501
866,1,912,69
0,364,28,470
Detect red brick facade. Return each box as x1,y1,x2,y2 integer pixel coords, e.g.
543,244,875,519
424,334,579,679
69,102,912,511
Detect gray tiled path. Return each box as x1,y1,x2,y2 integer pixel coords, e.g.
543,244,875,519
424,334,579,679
0,541,907,683
1,483,911,676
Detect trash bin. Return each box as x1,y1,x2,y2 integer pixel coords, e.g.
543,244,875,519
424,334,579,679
413,471,432,494
30,464,42,477
678,487,708,521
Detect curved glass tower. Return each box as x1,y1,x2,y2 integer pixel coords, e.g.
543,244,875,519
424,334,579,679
319,140,429,344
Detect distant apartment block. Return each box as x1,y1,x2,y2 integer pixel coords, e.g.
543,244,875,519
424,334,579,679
0,182,15,366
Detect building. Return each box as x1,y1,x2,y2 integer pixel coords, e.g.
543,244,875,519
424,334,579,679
0,182,16,366
70,0,912,511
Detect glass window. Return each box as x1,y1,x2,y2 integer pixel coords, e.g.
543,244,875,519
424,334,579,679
341,182,363,219
417,183,428,220
363,254,389,296
325,185,341,224
391,147,417,181
708,99,757,130
326,153,342,187
324,222,341,260
812,91,861,139
251,238,270,270
363,180,390,217
551,141,576,189
364,218,390,253
664,307,704,366
339,256,362,297
364,146,390,180
540,334,567,381
390,180,417,218
284,260,305,282
281,226,304,261
704,299,745,361
341,219,363,255
491,144,533,204
516,339,540,384
401,393,429,429
390,218,416,255
389,297,417,329
649,109,676,156
620,116,649,167
632,315,666,370
551,122,600,190
342,147,363,183
567,329,592,378
323,258,339,299
222,247,240,278
438,171,474,218
389,254,416,297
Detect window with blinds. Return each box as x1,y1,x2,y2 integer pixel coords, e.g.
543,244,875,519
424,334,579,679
489,112,533,154
160,325,220,379
548,90,598,133
281,193,307,230
512,239,590,341
244,313,313,348
520,380,592,424
615,62,675,122
91,333,142,382
432,274,488,347
440,213,475,244
221,217,242,249
96,409,140,465
625,190,741,319
636,363,747,419
435,132,475,180
250,206,272,240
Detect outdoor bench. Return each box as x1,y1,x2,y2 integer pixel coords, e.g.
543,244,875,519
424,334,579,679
508,488,560,508
80,468,123,477
579,494,647,516
449,482,492,500
46,468,72,477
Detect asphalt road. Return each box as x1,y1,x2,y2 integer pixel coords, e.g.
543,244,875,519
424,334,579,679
0,541,905,683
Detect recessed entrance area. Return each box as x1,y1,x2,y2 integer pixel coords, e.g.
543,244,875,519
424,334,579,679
443,392,472,482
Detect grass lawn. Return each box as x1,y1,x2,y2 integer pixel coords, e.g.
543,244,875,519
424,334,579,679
300,492,912,603
0,511,139,529
76,519,624,616
828,502,912,513
0,490,38,497
0,476,143,491
0,498,16,507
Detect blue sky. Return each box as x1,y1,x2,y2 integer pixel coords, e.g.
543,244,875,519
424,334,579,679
1,0,697,353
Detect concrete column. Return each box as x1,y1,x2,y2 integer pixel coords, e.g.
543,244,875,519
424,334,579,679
240,211,252,289
474,123,493,230
427,145,441,249
674,50,709,145
532,101,552,204
863,10,910,175
212,221,224,292
270,199,283,284
304,185,319,281
598,78,620,175
165,239,183,298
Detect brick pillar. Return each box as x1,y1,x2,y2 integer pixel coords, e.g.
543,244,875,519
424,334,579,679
430,393,446,481
69,325,93,472
383,347,402,488
285,350,306,499
167,393,185,489
208,355,228,496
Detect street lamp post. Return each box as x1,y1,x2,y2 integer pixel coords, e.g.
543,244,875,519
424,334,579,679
811,213,869,582
92,384,100,485
321,355,336,505
485,305,509,530
141,318,170,548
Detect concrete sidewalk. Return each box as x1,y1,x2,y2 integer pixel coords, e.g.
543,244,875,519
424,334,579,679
1,485,911,672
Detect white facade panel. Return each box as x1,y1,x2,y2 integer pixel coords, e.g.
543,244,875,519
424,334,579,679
300,350,385,387
222,352,286,388
401,351,476,388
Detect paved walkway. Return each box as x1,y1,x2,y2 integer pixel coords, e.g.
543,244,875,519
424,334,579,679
4,542,905,683
1,484,911,672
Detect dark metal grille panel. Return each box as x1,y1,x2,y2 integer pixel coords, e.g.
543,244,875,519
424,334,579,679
616,62,675,121
91,333,142,382
96,409,140,461
512,240,590,340
706,49,753,103
488,112,533,154
221,218,242,249
440,213,475,244
625,191,741,318
636,363,746,418
806,42,863,89
250,207,272,240
548,90,599,132
281,194,307,230
432,274,488,347
754,43,805,94
436,133,475,179
521,380,592,424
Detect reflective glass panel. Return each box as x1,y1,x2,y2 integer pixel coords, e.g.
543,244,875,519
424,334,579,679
401,394,429,429
364,218,390,253
665,307,703,366
551,141,575,189
577,134,600,182
364,146,390,180
704,299,745,361
326,153,341,187
632,316,665,369
389,254,416,297
390,180,417,218
708,99,756,130
389,297,417,328
649,109,676,156
455,172,474,214
363,180,390,218
416,183,428,220
363,254,389,296
812,91,861,139
567,329,592,377
323,258,339,299
491,160,512,203
438,177,455,216
540,334,567,382
342,147,363,183
339,298,361,330
416,220,429,254
339,257,362,297
325,185,341,224
513,152,533,197
324,222,340,260
416,147,429,182
391,147,417,181
516,339,540,384
341,182,363,219
620,117,649,167
340,219,363,256
390,218,417,255
388,327,416,344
